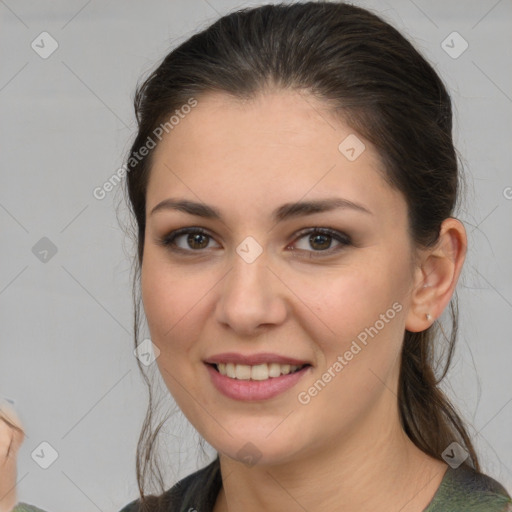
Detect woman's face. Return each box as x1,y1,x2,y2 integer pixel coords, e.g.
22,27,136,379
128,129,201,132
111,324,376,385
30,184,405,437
141,89,419,465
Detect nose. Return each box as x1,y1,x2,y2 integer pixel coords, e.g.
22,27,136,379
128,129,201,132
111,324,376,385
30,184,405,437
215,245,288,336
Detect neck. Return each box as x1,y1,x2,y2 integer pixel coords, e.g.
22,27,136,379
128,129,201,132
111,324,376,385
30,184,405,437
213,397,448,512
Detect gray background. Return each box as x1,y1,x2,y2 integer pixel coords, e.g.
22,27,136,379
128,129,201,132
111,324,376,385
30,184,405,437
1,0,511,510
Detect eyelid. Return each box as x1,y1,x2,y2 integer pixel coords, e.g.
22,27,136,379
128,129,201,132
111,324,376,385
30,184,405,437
157,226,352,256
288,227,352,257
157,226,220,253
292,227,351,244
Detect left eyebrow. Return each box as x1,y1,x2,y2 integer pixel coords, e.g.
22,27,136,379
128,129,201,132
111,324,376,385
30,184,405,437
149,197,373,222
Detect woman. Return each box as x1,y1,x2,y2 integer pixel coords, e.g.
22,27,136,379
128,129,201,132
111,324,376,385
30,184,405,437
2,2,511,511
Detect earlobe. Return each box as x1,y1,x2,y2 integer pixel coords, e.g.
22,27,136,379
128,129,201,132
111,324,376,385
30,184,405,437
405,218,467,333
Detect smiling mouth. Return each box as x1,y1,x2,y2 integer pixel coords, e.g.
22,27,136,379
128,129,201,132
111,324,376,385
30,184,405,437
208,362,310,381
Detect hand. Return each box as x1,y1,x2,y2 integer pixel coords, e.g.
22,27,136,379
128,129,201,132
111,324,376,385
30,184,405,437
0,401,25,512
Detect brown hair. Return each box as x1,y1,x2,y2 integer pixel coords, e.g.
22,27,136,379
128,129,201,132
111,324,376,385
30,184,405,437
121,1,477,509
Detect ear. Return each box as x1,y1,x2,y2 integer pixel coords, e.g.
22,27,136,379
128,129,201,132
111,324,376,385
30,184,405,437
405,217,467,332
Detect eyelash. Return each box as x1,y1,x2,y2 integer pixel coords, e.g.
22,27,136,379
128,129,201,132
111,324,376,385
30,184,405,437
157,226,352,258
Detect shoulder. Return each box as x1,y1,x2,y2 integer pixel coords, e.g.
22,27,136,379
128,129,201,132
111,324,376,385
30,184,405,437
119,456,222,512
425,463,512,512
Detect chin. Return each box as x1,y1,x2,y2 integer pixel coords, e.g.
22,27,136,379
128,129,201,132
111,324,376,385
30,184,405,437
209,430,308,468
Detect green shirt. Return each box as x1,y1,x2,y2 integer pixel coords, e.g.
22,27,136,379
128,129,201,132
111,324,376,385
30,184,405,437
14,457,512,512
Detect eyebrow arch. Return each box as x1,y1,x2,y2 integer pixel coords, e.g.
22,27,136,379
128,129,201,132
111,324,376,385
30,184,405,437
149,197,373,222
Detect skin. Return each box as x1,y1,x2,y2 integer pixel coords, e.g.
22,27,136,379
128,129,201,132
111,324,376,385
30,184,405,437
0,403,24,512
0,89,467,510
141,89,467,512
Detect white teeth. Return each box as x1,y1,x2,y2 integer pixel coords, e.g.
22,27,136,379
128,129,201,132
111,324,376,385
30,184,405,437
226,363,236,378
235,364,252,380
215,362,304,380
268,363,282,378
251,364,269,381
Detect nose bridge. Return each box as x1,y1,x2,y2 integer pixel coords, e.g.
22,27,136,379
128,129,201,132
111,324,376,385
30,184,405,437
226,235,271,301
215,235,287,331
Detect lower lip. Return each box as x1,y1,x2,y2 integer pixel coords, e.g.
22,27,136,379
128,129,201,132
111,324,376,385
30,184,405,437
205,364,311,401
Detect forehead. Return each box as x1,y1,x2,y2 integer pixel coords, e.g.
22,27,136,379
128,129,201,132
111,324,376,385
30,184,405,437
146,89,405,223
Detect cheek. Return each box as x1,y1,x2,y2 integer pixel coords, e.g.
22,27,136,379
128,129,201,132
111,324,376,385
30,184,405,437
140,250,203,353
291,257,410,410
290,260,406,345
140,256,208,412
292,267,408,426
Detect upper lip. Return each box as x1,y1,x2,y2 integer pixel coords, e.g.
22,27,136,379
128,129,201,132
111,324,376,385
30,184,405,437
204,352,311,366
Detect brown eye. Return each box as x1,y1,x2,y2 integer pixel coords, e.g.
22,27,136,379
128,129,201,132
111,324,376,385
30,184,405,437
186,232,210,249
308,233,332,250
158,227,220,252
291,228,352,257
